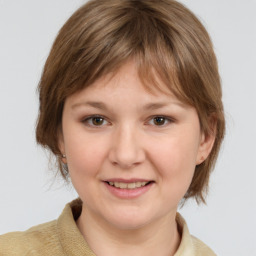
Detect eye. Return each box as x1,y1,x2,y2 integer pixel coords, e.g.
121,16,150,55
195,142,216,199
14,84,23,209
148,116,173,126
83,115,109,127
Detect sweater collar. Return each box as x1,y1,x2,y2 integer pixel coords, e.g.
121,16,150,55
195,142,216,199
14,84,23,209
57,198,96,256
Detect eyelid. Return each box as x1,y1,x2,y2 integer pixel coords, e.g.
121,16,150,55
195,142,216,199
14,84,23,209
82,115,110,127
147,115,175,126
81,114,175,128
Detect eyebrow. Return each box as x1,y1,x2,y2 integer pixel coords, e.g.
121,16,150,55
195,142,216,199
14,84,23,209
71,101,185,111
72,101,107,110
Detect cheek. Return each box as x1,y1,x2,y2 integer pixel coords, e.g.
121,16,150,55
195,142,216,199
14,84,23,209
65,133,108,177
152,138,198,171
64,134,109,202
149,136,199,194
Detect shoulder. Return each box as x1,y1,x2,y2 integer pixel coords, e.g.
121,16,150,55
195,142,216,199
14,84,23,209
175,213,217,256
190,235,217,256
0,220,63,256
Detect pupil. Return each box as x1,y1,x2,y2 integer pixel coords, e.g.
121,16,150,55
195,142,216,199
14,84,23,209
154,117,165,125
93,117,103,125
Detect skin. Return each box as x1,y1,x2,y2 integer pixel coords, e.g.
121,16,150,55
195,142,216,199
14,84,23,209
59,61,215,256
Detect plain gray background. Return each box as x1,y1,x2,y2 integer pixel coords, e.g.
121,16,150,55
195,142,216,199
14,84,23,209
0,1,255,255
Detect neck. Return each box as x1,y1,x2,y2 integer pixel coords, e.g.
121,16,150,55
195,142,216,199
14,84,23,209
77,206,181,256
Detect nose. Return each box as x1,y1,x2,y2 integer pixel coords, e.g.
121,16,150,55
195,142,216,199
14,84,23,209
108,125,145,169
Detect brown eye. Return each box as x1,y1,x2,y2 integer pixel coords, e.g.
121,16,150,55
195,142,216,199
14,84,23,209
153,117,166,126
83,115,109,127
92,117,104,126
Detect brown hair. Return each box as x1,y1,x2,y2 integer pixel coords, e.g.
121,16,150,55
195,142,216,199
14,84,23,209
36,0,225,203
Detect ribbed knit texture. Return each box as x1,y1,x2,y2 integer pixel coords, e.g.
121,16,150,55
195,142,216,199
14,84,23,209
0,199,216,255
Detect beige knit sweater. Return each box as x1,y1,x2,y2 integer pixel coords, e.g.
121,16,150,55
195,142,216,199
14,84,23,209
0,199,216,256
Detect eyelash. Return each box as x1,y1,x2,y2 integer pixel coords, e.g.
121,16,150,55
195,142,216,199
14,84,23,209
82,115,175,128
82,115,109,127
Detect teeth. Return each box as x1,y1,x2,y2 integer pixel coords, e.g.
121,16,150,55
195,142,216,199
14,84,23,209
120,183,127,189
128,183,136,189
108,181,148,189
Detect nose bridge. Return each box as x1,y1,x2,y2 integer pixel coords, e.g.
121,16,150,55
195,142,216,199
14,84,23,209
109,123,145,168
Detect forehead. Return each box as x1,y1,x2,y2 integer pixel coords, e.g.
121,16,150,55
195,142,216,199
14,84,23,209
68,61,179,101
65,61,188,111
95,63,170,94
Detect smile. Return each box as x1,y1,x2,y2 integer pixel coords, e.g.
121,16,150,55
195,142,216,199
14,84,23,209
107,181,151,189
103,179,154,199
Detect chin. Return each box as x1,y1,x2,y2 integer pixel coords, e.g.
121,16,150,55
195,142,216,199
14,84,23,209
109,217,151,230
102,207,158,230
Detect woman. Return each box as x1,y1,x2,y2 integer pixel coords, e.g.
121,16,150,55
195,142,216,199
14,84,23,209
0,0,225,255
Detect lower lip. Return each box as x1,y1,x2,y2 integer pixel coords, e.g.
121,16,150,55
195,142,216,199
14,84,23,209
104,182,154,199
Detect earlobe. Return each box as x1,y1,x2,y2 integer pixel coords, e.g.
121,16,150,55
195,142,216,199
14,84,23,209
61,154,67,164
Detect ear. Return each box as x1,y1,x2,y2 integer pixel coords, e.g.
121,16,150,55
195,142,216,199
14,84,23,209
58,127,67,164
196,118,216,165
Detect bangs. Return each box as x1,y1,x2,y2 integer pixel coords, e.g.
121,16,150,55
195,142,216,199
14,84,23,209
59,4,192,107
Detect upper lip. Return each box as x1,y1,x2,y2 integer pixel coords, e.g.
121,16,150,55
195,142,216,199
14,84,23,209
104,178,153,183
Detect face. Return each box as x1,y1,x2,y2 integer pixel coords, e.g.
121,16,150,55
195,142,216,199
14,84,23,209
59,61,213,230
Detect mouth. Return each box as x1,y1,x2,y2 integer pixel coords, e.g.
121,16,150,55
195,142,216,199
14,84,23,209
105,180,154,189
103,179,154,199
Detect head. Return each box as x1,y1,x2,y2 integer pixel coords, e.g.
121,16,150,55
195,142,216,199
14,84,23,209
36,0,225,204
